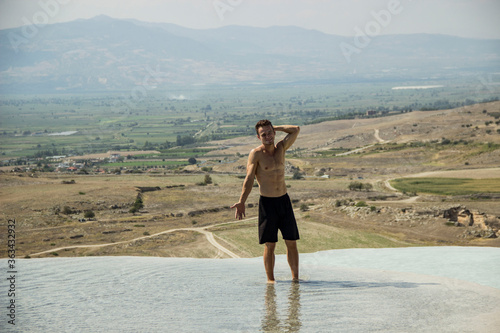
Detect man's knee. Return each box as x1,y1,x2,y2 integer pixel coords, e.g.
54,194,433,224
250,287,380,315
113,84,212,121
285,240,297,249
265,242,276,251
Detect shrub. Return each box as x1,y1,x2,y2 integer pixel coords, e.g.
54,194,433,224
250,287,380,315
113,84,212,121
62,206,74,215
84,210,95,219
348,182,372,191
300,203,309,212
197,174,213,186
130,195,144,213
441,138,451,145
348,181,363,191
292,170,304,180
363,183,373,191
355,201,368,207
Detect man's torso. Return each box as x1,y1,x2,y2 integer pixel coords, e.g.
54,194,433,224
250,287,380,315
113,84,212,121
254,143,287,197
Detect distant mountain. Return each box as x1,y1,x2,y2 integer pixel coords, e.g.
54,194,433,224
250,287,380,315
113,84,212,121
0,15,499,94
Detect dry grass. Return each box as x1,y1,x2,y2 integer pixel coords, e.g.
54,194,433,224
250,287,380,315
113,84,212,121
212,218,415,258
2,101,500,258
2,166,499,259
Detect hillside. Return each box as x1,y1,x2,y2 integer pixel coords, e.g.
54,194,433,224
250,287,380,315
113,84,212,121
207,100,500,176
1,15,499,93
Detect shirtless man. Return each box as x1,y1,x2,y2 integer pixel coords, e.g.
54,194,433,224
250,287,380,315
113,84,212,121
231,119,300,283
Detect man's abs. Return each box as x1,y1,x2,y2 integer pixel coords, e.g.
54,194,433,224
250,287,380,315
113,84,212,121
256,171,287,197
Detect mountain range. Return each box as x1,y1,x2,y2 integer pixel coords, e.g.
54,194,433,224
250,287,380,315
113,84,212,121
1,15,499,94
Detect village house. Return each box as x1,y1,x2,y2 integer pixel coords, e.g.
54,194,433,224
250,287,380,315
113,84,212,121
110,153,121,163
47,155,67,162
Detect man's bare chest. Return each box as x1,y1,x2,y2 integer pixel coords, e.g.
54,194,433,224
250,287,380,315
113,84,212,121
257,151,285,172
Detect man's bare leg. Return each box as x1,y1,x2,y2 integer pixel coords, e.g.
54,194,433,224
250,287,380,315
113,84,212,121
264,242,276,283
285,240,299,281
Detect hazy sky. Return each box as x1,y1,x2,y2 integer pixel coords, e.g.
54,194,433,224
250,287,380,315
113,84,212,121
1,0,499,39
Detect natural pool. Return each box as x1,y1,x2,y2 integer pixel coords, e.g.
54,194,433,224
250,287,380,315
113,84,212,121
2,247,499,332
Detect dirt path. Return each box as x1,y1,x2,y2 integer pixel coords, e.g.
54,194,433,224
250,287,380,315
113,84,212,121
374,128,389,143
192,228,240,258
379,179,421,203
336,144,376,156
384,179,398,192
336,129,388,156
28,219,258,258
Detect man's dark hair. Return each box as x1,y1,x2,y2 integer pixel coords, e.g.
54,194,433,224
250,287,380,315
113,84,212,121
255,119,273,135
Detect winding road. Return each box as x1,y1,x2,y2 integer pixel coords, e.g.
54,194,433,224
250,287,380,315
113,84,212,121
29,217,260,259
336,129,389,156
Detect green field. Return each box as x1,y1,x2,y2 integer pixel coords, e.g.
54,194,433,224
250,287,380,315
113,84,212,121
391,177,500,195
1,78,497,163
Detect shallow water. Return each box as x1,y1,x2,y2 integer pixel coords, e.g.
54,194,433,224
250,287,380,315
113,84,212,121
2,247,500,332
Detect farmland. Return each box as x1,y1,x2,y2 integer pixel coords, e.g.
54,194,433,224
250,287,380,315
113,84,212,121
1,81,500,259
1,79,498,163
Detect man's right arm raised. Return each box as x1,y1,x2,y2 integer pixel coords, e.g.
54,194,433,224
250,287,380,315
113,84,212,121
231,149,258,220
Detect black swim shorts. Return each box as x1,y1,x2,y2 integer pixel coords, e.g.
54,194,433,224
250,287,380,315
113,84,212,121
258,193,300,244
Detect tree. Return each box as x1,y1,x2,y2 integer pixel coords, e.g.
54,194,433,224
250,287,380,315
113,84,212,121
188,157,197,165
177,135,195,146
130,195,144,213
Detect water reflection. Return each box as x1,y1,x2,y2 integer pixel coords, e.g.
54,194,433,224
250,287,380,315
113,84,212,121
262,282,302,332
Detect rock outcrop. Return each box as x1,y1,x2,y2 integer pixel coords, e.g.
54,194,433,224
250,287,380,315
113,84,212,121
335,202,499,239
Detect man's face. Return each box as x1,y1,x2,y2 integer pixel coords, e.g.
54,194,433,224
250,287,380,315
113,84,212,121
257,125,275,145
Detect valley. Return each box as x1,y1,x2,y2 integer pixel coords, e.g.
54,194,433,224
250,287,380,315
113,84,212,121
1,100,499,259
